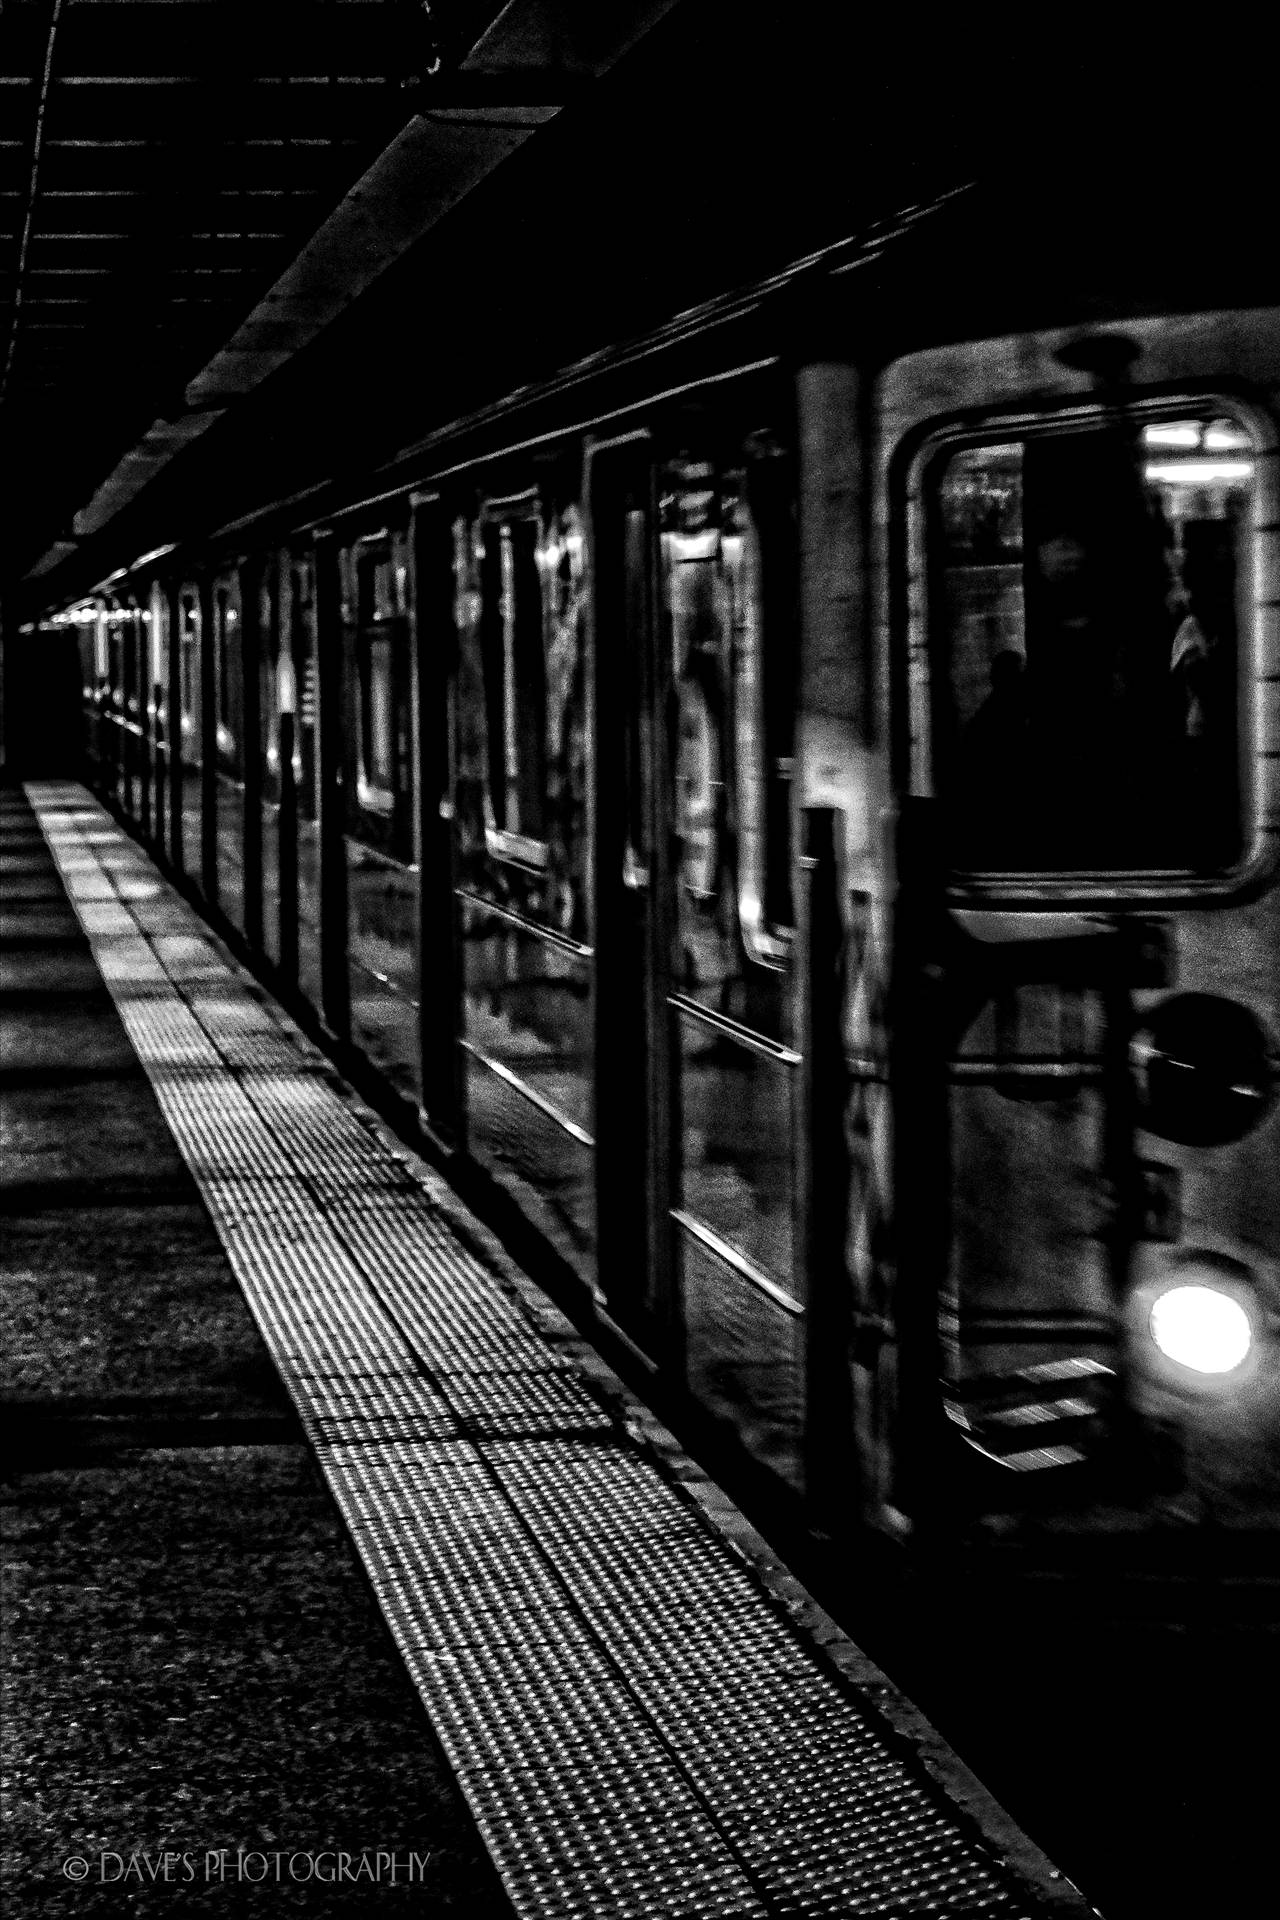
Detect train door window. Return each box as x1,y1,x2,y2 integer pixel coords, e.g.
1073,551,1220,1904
661,432,799,1002
121,603,140,723
342,526,412,856
540,502,589,932
927,410,1256,875
104,603,119,701
258,565,281,804
454,490,588,932
620,500,651,895
477,499,548,865
147,586,168,734
72,604,96,709
125,605,145,813
91,602,108,697
213,580,242,775
290,556,318,821
176,589,203,884
356,547,394,811
179,592,201,756
111,606,125,714
90,608,109,777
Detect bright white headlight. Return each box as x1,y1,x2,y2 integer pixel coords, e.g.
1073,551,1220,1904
1149,1284,1254,1376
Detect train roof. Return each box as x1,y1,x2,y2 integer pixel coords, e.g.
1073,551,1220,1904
47,163,1280,601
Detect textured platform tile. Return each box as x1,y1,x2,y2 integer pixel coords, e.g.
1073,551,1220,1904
28,783,1092,1920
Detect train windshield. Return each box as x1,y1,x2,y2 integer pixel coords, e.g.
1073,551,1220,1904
931,412,1255,874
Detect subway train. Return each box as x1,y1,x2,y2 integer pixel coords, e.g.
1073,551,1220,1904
39,176,1280,1557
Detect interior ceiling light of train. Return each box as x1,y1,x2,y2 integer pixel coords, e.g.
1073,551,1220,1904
0,0,675,600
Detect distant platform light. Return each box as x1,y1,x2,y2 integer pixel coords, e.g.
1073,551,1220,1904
1204,423,1253,450
1144,460,1254,485
1142,424,1200,448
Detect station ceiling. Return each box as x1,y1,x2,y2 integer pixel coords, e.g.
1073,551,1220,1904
3,8,1254,620
0,0,676,602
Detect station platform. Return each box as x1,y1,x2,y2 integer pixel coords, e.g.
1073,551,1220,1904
2,782,1096,1918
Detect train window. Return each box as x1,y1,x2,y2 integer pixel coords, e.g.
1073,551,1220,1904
930,411,1253,874
342,527,412,845
661,434,798,984
357,550,395,811
540,502,589,927
477,500,548,866
454,491,588,928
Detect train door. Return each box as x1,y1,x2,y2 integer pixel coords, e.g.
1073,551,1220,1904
257,557,286,971
412,494,463,1143
887,357,1280,1526
99,603,122,802
288,553,323,1013
449,471,595,1272
588,436,671,1352
75,605,105,786
211,573,247,933
338,518,420,1106
162,582,184,871
588,422,806,1484
238,560,264,951
146,584,168,858
120,602,141,822
126,604,144,826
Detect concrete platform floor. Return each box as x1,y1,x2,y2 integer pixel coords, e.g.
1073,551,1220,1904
0,784,514,1916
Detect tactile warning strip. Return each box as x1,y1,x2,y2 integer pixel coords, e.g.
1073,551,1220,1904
29,784,1088,1919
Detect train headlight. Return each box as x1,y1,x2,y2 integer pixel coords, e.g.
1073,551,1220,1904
1129,1254,1263,1393
1148,1284,1253,1375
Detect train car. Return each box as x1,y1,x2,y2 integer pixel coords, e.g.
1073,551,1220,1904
46,175,1280,1558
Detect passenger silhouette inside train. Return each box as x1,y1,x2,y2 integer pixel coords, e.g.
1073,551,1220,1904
950,430,1240,873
